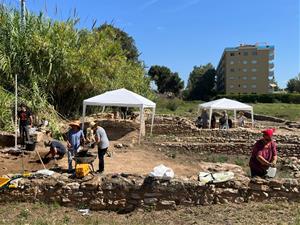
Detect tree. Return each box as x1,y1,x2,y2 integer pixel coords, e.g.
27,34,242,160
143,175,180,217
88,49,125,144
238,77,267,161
97,24,139,62
148,65,184,96
185,63,216,100
287,73,300,93
0,6,152,117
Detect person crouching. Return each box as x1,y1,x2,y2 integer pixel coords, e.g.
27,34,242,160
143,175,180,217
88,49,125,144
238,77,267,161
249,128,277,178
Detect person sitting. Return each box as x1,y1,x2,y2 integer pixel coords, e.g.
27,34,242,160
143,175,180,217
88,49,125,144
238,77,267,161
249,128,277,178
43,137,66,161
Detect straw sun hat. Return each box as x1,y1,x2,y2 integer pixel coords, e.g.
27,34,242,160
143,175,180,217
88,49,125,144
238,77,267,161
69,121,81,128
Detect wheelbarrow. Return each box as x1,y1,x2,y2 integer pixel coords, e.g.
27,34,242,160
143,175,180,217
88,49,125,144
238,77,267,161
73,151,97,173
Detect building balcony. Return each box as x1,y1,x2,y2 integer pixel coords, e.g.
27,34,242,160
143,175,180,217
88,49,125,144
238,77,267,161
269,62,274,69
269,71,274,77
269,54,274,60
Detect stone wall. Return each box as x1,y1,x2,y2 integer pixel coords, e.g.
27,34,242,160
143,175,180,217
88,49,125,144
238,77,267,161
153,143,300,157
146,116,300,157
0,173,299,212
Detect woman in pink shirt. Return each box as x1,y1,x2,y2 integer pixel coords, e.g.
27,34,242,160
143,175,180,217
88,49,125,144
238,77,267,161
249,129,277,177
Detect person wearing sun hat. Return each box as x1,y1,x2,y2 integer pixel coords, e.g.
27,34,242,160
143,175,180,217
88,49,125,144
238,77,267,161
67,121,86,172
249,128,277,178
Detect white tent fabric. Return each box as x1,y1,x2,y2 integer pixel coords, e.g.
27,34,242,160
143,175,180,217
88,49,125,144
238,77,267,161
199,98,254,128
82,88,156,143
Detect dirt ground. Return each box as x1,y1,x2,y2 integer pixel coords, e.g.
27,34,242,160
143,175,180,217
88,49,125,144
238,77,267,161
0,140,245,178
0,201,299,225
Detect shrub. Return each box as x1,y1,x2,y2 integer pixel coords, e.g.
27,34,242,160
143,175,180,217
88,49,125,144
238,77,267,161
166,99,181,111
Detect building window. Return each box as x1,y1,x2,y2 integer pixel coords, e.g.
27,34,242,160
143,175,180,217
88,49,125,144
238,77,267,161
252,51,257,56
243,52,248,56
251,84,257,89
243,76,247,80
243,85,247,89
230,53,235,56
243,60,248,64
230,85,234,88
251,68,257,72
251,60,257,64
229,76,235,80
230,68,235,72
230,61,234,64
243,68,247,72
252,76,257,80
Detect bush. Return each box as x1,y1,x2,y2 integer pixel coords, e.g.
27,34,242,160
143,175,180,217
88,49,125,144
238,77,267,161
166,99,181,111
216,93,300,104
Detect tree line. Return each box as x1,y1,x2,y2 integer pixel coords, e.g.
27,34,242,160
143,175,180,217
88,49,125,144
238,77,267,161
148,66,300,100
0,6,151,117
148,63,217,101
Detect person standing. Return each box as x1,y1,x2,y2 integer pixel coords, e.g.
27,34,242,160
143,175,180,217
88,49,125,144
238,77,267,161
238,111,246,127
91,122,109,173
67,121,85,172
249,128,277,177
219,111,229,129
17,103,33,146
200,109,209,128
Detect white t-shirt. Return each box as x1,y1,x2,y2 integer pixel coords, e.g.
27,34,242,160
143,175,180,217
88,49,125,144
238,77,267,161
96,127,109,149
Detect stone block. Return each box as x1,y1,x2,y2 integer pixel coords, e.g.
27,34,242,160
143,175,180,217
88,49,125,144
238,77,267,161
65,182,80,190
130,193,141,200
144,198,158,205
144,192,163,198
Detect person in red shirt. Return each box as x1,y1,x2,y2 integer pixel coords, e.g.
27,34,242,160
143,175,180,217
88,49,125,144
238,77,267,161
249,128,277,177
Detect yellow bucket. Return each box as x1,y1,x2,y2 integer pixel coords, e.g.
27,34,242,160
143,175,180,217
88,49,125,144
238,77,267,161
0,177,10,188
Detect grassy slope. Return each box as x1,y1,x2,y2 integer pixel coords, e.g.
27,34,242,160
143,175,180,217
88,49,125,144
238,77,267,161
155,98,300,121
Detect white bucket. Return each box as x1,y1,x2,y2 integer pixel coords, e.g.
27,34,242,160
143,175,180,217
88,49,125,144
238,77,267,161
266,167,277,178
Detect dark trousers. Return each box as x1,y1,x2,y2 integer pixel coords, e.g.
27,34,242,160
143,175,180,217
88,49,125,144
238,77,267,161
20,125,30,146
250,168,267,178
98,147,108,172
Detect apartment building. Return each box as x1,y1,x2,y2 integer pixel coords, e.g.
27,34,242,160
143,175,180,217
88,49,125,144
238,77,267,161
216,44,275,94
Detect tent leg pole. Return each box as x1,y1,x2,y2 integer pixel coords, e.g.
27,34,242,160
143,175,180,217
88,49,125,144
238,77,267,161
234,110,237,128
208,108,212,129
139,107,144,144
251,109,254,128
150,107,155,135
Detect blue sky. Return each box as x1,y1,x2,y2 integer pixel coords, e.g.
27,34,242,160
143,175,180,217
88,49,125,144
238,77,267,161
3,0,300,88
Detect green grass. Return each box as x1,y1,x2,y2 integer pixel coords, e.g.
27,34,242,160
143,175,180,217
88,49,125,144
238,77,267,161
155,97,300,121
252,103,300,121
155,98,201,118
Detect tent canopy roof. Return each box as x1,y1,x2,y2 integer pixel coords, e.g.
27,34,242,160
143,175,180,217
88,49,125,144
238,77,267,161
83,88,156,108
199,98,252,111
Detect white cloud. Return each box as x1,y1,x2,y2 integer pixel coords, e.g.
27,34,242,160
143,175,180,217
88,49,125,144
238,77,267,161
165,0,201,13
139,0,159,11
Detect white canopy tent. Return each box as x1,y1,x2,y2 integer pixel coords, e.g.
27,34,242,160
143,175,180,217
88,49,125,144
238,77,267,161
198,98,254,128
82,88,156,143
